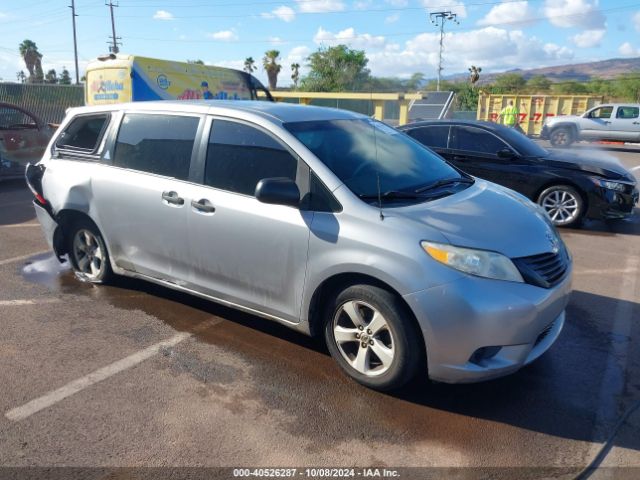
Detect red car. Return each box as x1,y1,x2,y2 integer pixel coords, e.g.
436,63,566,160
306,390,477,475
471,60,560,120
0,103,53,180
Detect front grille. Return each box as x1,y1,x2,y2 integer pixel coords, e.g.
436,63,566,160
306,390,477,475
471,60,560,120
513,249,570,289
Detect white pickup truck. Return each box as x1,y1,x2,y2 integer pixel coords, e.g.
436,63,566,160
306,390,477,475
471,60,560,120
541,103,640,147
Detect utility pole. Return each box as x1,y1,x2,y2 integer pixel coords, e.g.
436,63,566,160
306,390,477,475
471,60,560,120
106,1,121,54
430,11,459,91
69,0,79,84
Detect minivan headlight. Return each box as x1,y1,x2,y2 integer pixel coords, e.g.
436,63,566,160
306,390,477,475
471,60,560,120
421,241,524,283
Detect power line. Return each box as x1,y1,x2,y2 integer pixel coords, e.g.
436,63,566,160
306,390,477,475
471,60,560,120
106,1,121,54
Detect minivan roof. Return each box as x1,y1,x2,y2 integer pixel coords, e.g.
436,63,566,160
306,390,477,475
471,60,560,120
67,100,366,124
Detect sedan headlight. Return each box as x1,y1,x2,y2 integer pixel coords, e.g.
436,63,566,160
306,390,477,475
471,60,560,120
421,241,524,283
591,177,627,192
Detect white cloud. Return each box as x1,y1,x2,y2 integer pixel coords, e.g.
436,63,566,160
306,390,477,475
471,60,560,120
478,1,534,27
570,29,606,48
386,0,408,6
313,27,387,50
353,0,372,9
152,10,174,20
634,11,640,32
207,30,238,41
619,42,639,56
268,36,286,45
296,0,345,13
544,0,605,29
365,27,573,78
421,0,466,18
385,13,400,24
261,5,296,22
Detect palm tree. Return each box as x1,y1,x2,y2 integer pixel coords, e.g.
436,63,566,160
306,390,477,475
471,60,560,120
19,39,43,83
262,50,281,90
243,57,256,74
291,63,300,89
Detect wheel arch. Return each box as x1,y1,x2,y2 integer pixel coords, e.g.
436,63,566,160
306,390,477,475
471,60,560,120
54,209,103,256
306,272,426,351
534,181,589,222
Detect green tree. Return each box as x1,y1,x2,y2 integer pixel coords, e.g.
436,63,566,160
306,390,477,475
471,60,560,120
18,39,43,83
526,74,551,93
492,73,526,93
290,63,300,89
301,45,370,92
60,67,72,85
613,73,640,102
16,70,27,83
44,69,58,84
262,50,281,90
243,57,256,74
453,83,480,111
187,59,205,65
553,81,588,94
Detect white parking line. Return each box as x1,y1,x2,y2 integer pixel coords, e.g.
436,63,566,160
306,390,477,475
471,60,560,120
630,165,640,172
0,250,50,267
5,332,192,422
0,298,61,306
575,267,638,276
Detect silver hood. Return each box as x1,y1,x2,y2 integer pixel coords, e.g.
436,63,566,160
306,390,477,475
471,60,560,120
395,180,559,259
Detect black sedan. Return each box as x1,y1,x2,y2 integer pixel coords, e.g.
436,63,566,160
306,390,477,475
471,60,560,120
399,120,639,227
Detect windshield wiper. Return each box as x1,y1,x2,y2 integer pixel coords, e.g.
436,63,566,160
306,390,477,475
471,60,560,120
414,177,474,193
358,190,427,200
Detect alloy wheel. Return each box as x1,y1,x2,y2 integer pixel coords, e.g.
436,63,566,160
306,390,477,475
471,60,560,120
72,229,106,280
332,300,395,377
540,189,580,225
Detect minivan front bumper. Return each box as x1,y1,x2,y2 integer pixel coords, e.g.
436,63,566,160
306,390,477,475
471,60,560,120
403,268,572,383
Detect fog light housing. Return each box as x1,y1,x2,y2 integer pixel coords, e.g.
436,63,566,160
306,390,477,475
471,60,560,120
469,346,502,365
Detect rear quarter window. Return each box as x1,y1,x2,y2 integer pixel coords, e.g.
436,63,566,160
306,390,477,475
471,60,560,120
55,114,110,156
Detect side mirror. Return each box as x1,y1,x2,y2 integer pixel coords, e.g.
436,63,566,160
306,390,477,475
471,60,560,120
497,148,517,159
255,177,300,208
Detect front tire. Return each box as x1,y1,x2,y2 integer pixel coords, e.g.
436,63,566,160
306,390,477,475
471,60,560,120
549,127,574,148
67,219,113,283
537,185,585,228
324,284,423,391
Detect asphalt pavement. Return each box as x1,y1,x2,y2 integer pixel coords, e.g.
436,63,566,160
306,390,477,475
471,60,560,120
0,144,638,479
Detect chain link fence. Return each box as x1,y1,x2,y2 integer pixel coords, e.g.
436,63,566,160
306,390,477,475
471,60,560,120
0,83,84,124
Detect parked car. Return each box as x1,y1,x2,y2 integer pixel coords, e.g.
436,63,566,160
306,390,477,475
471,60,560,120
27,101,572,390
399,120,638,228
541,103,640,147
0,103,53,180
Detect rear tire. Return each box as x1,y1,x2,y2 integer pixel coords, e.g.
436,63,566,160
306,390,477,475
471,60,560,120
537,185,585,228
549,127,574,148
67,218,113,284
324,284,424,391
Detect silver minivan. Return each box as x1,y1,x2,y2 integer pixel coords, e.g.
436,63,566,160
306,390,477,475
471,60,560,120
27,101,572,390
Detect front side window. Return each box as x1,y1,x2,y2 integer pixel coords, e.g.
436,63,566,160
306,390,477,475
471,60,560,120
616,106,639,119
406,125,450,149
55,114,109,153
204,120,298,196
113,113,199,180
452,126,508,155
588,106,613,119
285,119,463,198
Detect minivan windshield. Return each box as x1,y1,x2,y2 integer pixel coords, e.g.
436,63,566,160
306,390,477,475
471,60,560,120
285,119,469,201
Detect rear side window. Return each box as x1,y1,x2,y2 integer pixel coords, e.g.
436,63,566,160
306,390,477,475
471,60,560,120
406,125,450,149
113,113,199,180
451,126,507,155
204,120,298,196
55,114,109,153
0,105,38,130
617,106,639,119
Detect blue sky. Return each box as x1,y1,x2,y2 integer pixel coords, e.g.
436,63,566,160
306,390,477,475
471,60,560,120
1,0,639,87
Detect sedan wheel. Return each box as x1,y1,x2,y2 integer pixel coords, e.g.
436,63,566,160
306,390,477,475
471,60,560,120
324,284,423,390
538,185,584,228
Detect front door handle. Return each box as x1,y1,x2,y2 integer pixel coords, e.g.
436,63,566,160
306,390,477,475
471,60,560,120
633,121,640,125
452,155,467,161
191,199,216,214
603,121,611,124
162,191,184,206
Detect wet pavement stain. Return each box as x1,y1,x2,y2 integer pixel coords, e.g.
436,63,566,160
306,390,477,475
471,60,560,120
18,251,640,461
